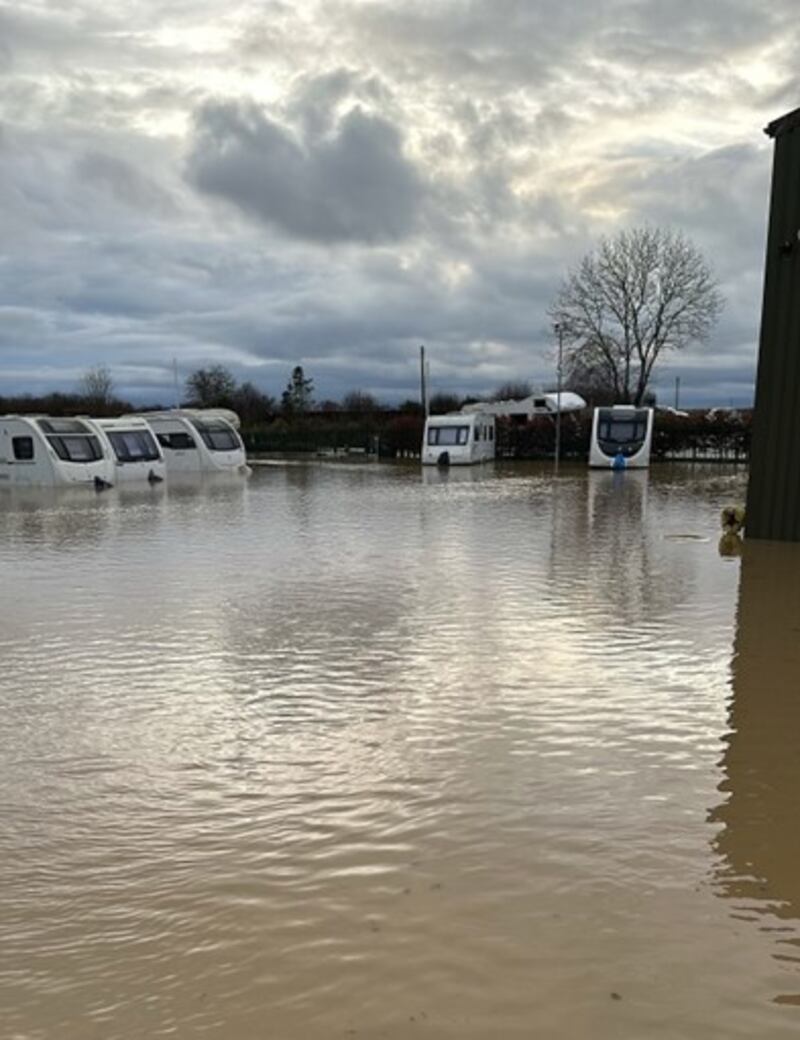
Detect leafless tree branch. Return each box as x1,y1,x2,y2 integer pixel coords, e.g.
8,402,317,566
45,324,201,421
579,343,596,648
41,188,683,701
549,226,723,405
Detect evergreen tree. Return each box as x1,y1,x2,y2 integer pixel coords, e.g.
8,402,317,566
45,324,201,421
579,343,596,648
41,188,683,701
281,366,314,415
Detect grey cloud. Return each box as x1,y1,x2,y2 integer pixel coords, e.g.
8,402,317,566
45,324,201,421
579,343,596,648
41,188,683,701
186,99,426,244
587,143,771,271
286,68,392,139
601,1,795,70
74,151,179,216
760,76,800,116
340,0,796,87
0,5,146,73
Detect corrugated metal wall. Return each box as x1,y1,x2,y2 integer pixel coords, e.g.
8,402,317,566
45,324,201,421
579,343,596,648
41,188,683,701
746,109,800,541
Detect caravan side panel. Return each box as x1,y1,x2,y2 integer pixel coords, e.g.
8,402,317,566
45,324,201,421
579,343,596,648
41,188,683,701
0,418,57,486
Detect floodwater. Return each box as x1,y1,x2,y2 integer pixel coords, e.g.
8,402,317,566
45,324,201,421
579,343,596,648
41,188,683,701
1,461,799,1039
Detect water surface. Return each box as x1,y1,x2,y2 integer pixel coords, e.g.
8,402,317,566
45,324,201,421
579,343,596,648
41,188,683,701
1,461,799,1039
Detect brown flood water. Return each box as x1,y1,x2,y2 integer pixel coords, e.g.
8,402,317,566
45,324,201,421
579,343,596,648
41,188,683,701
0,461,799,1039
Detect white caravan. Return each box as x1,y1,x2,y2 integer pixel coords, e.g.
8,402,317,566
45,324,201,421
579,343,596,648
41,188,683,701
464,391,586,420
0,416,112,488
589,406,654,469
138,410,248,475
86,416,166,483
422,411,495,466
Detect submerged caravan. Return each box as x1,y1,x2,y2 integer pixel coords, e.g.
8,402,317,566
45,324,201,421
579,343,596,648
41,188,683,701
137,410,249,476
0,409,249,489
422,411,496,466
422,391,587,466
85,416,166,484
0,416,111,487
589,406,654,469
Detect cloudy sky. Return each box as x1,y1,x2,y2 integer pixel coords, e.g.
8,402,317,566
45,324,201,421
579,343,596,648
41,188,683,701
0,0,795,406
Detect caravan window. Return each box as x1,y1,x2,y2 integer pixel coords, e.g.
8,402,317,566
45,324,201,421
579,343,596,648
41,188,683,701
107,430,160,462
47,435,103,462
38,419,92,435
12,436,34,460
427,425,469,446
598,415,647,446
156,432,196,450
39,418,102,462
190,419,240,452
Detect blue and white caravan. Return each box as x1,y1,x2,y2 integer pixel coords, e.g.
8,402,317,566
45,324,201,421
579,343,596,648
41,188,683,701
589,406,654,469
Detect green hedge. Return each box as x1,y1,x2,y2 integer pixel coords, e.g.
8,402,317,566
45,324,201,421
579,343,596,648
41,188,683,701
499,411,751,461
242,409,752,462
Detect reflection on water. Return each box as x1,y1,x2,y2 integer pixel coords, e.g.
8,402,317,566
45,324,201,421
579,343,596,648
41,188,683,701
420,462,496,486
711,541,800,1005
2,461,799,1038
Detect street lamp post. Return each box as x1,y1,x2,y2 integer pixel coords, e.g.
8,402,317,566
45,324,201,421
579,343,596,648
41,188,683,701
554,322,564,474
420,344,428,417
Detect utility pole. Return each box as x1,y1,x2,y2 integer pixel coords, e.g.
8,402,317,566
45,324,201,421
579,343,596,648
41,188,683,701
554,322,564,474
674,375,681,411
420,344,428,417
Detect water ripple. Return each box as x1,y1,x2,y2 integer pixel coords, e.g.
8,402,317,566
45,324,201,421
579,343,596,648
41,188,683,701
3,463,799,1038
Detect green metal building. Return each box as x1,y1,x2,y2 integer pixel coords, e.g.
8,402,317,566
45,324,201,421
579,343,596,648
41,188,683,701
746,106,800,541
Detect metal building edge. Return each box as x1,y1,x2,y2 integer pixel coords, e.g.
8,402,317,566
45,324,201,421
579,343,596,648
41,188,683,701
745,107,800,541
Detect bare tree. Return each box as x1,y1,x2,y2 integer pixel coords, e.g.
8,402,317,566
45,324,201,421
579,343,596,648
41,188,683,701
341,390,381,412
428,392,463,414
231,381,275,426
562,354,618,408
78,365,115,412
491,380,532,401
550,226,723,405
185,365,237,407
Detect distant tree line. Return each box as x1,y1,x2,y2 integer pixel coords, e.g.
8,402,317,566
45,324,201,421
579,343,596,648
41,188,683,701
3,322,747,462
0,366,134,418
181,364,546,426
1,225,723,432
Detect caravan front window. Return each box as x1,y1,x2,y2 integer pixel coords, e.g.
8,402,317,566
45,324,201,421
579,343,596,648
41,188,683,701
108,430,160,462
46,432,101,461
36,419,102,463
38,419,92,435
427,425,469,446
190,419,240,452
598,416,647,446
47,435,103,462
